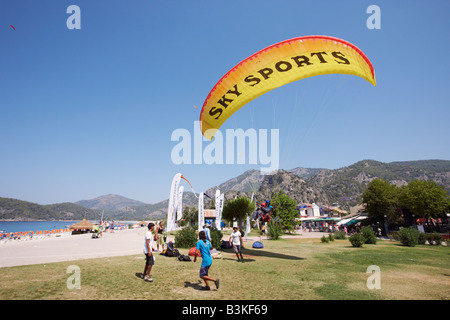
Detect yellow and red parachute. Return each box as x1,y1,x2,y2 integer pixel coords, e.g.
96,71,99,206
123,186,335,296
199,35,376,140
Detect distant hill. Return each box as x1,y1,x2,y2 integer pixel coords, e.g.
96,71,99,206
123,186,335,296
0,197,99,221
102,170,268,221
257,169,329,205
206,169,263,194
288,167,327,179
75,194,145,211
302,159,450,209
109,192,199,221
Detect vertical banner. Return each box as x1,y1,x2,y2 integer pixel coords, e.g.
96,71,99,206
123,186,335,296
167,173,181,232
177,186,184,221
198,192,204,232
215,190,221,229
219,193,224,229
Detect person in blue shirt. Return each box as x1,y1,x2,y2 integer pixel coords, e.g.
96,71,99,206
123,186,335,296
194,230,220,291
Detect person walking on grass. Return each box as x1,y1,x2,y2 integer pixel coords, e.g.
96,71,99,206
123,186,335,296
229,226,244,262
194,230,219,291
142,222,155,282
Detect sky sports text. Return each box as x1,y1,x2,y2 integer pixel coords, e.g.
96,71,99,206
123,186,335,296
171,121,279,174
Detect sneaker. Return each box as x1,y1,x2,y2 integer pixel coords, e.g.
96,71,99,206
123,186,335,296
144,275,153,282
215,278,220,289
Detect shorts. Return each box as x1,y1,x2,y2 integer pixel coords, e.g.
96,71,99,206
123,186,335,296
145,253,154,266
233,244,242,253
199,264,211,278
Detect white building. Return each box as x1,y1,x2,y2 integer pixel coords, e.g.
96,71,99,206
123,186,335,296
298,203,321,217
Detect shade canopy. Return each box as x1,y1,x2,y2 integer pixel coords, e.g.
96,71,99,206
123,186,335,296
337,216,367,226
311,217,341,222
70,219,94,230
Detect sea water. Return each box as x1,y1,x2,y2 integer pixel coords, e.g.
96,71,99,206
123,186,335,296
0,221,81,233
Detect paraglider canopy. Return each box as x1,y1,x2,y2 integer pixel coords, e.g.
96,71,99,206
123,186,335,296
200,35,376,140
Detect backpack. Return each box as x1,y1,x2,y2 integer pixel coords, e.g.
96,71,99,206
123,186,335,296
252,241,264,248
177,254,191,262
220,240,232,249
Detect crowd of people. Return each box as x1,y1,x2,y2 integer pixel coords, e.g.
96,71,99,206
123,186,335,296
298,223,348,234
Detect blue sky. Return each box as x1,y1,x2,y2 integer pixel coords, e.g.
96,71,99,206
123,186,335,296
1,0,449,205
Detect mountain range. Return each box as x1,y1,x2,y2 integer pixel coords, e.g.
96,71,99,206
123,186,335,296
1,159,449,221
75,194,145,211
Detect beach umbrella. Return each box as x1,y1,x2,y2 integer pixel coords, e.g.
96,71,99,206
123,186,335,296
70,219,94,230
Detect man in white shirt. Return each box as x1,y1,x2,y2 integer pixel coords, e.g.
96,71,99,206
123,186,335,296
143,223,155,282
229,226,244,262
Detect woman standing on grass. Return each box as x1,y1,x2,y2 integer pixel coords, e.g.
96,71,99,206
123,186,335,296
155,221,165,252
194,231,220,291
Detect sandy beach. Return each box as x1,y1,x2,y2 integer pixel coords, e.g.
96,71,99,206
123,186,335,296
0,227,330,268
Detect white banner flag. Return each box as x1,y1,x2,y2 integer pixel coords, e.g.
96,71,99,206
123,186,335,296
177,186,184,221
198,192,204,232
167,173,181,232
219,193,224,229
215,190,221,229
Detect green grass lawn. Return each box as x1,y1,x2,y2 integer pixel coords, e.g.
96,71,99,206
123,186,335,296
1,238,449,300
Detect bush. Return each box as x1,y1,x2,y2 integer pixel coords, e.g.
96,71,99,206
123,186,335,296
361,226,377,244
321,235,330,243
267,221,283,240
174,227,197,248
432,232,443,246
349,233,364,247
389,231,400,241
210,227,223,249
179,219,187,227
418,233,426,245
398,227,420,247
424,233,434,245
334,231,347,240
328,234,335,242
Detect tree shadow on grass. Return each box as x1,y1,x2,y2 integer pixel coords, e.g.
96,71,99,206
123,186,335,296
221,248,306,261
222,257,256,263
